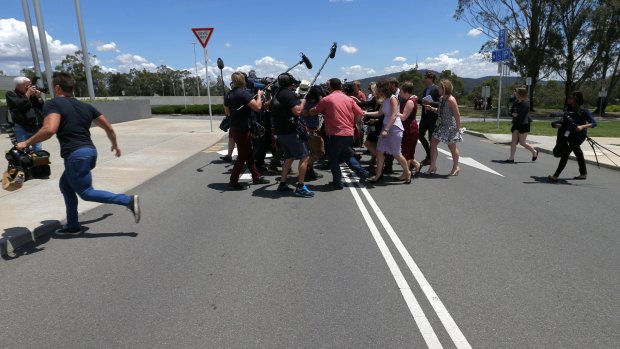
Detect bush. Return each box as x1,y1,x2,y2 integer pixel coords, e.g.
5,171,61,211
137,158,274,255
151,104,225,115
606,104,620,112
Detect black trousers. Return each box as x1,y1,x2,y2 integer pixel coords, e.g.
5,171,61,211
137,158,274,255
418,116,436,160
553,137,587,177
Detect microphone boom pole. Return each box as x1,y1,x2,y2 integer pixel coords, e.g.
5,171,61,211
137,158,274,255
310,42,337,87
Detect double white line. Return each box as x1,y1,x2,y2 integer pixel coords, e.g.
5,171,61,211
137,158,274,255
343,168,472,349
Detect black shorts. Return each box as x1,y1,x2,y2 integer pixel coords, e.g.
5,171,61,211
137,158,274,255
511,123,530,134
277,133,308,159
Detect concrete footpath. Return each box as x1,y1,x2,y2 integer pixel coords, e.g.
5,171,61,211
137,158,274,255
1,117,226,257
1,117,618,257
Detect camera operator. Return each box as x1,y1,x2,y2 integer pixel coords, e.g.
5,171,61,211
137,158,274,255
224,72,270,190
271,73,314,197
548,91,597,183
5,77,44,151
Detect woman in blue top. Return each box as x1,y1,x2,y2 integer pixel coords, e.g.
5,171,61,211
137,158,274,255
548,91,597,183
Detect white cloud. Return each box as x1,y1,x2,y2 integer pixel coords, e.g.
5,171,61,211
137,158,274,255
384,63,418,74
417,51,496,78
393,56,407,62
224,42,231,48
116,53,157,72
93,41,120,52
340,65,376,79
0,18,79,75
467,28,483,37
341,45,358,54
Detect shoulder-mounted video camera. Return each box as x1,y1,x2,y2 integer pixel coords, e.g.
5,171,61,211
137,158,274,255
551,112,578,131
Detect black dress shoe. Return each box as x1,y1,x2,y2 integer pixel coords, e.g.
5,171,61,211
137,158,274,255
532,151,539,162
547,175,558,184
503,159,515,163
421,159,431,166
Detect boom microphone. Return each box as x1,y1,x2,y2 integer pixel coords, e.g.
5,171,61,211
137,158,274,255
301,52,313,69
217,57,224,70
329,42,337,59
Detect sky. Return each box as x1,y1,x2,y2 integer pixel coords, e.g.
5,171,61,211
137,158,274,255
0,0,499,85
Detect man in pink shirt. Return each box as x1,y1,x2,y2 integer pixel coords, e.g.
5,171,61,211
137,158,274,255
311,78,369,190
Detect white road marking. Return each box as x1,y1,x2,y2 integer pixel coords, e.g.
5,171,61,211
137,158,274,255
344,167,472,349
437,148,504,177
354,182,473,349
344,176,443,348
217,149,272,158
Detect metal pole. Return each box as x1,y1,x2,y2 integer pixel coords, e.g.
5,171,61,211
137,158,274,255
21,0,43,90
32,0,54,97
204,48,213,131
182,78,186,109
74,0,95,99
192,43,200,96
497,62,503,128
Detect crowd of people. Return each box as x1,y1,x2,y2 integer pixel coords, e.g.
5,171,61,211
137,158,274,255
221,71,468,197
220,70,599,196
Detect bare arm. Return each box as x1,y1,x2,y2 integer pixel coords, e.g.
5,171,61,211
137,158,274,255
15,113,60,150
448,96,461,129
400,100,415,121
247,90,264,112
93,114,121,157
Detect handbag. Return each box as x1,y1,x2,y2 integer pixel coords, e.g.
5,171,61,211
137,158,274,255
553,138,570,158
219,116,230,132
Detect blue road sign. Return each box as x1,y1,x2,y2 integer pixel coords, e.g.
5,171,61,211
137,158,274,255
502,48,511,60
492,48,511,62
498,29,506,49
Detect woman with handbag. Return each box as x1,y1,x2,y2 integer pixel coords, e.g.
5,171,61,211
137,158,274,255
504,87,538,163
548,91,597,183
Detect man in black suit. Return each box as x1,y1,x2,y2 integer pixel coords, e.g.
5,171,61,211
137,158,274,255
418,72,440,166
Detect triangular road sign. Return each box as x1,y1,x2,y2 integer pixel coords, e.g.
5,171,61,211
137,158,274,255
192,27,214,48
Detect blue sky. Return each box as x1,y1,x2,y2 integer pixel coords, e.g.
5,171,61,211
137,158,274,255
1,0,498,84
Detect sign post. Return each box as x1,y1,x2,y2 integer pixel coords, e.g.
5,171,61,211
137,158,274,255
192,27,214,131
492,29,510,128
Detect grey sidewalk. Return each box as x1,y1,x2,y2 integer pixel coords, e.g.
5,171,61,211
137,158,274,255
1,118,225,257
465,130,620,171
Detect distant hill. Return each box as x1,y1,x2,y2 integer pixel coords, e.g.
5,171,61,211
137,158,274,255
350,70,523,94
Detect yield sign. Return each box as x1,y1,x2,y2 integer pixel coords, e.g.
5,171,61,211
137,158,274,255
192,27,214,48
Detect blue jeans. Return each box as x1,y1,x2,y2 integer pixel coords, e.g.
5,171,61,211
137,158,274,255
60,147,131,228
13,124,42,152
326,135,368,185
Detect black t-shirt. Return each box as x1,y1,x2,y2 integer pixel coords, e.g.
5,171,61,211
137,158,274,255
42,97,100,158
272,88,300,135
224,87,253,130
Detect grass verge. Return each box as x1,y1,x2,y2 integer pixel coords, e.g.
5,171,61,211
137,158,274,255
462,120,620,137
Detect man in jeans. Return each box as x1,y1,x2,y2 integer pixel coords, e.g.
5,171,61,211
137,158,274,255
16,72,140,235
311,78,369,190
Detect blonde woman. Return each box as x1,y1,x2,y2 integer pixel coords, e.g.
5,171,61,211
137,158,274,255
424,79,462,176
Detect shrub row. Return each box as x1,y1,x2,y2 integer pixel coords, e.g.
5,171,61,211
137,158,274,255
152,104,225,115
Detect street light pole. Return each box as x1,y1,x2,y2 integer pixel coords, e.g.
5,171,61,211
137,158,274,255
192,43,200,96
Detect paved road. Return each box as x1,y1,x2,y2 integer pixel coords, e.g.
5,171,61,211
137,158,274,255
1,135,618,348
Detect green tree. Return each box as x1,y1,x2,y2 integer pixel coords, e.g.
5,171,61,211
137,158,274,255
55,51,106,97
455,0,557,111
439,70,465,96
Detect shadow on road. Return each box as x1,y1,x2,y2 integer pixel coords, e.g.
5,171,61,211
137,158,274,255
2,213,135,261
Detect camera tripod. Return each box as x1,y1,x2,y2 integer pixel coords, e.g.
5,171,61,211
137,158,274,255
586,137,620,168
